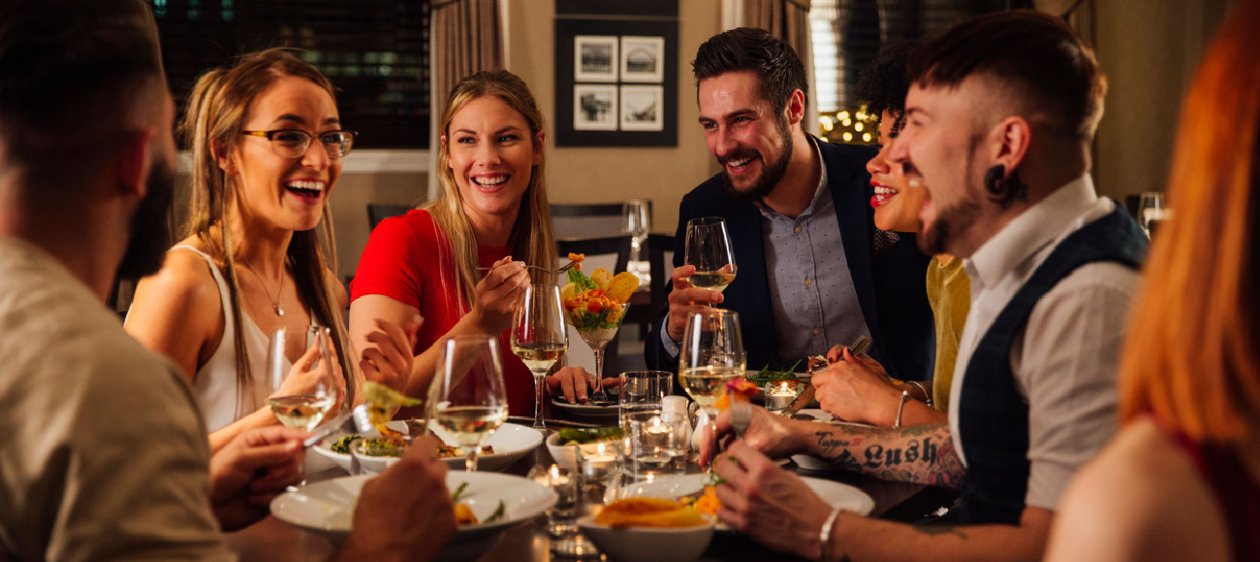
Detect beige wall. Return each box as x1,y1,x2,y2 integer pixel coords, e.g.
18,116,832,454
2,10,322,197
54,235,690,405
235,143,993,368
1090,0,1233,202
502,0,722,238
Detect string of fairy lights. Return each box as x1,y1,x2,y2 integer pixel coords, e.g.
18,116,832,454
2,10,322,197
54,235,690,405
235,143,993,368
819,106,881,145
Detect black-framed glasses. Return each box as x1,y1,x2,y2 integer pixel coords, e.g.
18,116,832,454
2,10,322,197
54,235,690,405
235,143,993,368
240,129,357,160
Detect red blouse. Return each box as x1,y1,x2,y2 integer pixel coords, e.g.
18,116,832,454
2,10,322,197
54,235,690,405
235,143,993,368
1167,428,1260,561
351,209,534,416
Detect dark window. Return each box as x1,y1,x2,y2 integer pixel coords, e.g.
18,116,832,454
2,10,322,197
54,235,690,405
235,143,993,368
151,0,430,149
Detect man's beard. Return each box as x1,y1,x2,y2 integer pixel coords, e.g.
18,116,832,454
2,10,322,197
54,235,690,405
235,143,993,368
115,163,175,280
918,195,981,256
721,116,794,203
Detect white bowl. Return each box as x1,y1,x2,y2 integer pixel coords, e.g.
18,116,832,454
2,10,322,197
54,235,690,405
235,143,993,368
271,472,557,561
544,430,623,470
312,421,543,473
577,515,714,562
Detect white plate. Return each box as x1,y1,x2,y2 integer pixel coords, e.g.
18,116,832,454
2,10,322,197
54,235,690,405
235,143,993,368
311,421,543,473
618,473,874,530
271,472,557,561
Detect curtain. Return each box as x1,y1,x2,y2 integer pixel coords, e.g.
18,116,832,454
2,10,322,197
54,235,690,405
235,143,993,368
428,0,502,199
743,0,818,134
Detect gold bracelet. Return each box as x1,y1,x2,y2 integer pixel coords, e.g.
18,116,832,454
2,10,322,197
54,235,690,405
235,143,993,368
893,390,910,428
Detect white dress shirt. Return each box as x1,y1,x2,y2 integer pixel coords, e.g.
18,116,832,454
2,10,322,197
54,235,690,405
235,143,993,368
947,175,1141,511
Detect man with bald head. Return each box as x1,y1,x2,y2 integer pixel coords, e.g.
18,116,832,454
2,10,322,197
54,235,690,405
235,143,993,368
700,11,1147,562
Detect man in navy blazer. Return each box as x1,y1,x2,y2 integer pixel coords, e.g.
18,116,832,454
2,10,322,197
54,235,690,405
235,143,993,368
646,28,933,381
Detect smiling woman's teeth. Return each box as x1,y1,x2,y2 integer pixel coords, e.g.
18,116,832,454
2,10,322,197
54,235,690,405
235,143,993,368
284,180,324,198
473,176,508,186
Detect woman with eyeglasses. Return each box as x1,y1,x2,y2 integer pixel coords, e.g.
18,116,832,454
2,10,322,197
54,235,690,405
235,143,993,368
125,48,415,452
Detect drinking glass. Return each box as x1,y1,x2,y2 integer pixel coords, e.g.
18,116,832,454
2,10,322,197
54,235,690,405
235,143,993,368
618,370,673,430
267,326,336,430
626,415,689,477
683,217,737,297
512,280,568,431
430,335,508,472
678,308,746,418
1138,192,1168,237
624,199,650,264
528,464,599,557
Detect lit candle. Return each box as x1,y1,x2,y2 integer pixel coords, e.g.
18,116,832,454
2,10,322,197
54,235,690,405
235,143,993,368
766,381,798,413
582,442,617,478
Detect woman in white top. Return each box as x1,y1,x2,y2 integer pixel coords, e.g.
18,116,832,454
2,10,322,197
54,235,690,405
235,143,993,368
125,49,414,452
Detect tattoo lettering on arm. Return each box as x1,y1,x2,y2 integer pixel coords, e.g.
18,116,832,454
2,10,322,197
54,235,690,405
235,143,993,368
811,423,965,488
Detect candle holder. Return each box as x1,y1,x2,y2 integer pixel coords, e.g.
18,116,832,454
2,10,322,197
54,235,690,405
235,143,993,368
529,463,600,558
764,380,802,415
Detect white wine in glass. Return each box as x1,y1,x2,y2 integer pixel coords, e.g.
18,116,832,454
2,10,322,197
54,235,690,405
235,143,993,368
684,217,737,297
431,335,508,471
512,280,568,431
678,309,746,417
267,326,336,431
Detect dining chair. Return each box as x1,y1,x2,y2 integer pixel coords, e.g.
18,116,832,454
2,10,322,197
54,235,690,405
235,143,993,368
367,203,413,230
549,201,653,239
646,233,676,326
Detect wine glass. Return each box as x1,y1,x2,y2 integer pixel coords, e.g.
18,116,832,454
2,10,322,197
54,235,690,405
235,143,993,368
512,279,568,431
678,308,746,418
430,335,508,472
624,199,650,268
683,217,737,297
267,326,336,430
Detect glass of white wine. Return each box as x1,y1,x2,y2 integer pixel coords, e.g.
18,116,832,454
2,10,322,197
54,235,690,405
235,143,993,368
267,326,336,430
678,308,746,418
431,335,509,472
683,216,737,297
512,280,568,432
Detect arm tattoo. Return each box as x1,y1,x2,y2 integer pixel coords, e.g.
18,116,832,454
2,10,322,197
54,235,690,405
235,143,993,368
811,423,965,488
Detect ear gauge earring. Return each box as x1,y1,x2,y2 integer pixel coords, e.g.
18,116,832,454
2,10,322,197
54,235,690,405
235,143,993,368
984,164,1029,208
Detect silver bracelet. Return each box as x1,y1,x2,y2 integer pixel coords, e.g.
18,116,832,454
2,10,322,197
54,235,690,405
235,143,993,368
817,505,843,560
909,380,933,408
893,390,910,428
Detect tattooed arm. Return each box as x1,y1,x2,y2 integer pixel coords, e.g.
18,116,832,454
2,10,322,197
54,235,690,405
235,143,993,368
805,422,965,489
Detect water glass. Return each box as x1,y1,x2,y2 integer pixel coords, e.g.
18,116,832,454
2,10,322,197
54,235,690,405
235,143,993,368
618,370,673,430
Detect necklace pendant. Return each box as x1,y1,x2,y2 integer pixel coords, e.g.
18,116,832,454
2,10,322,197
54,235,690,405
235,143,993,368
275,304,285,317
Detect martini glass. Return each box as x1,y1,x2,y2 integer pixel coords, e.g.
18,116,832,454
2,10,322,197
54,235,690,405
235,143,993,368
568,301,629,404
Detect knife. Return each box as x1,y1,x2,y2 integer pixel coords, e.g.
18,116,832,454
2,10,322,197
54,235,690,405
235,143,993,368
784,336,871,416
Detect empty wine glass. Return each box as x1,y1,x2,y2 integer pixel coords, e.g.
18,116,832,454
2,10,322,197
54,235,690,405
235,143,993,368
683,217,737,297
624,199,650,265
430,335,508,472
267,326,336,431
512,278,568,431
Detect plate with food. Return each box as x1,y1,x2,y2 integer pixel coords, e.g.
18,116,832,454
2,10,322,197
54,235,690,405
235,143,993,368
312,420,543,473
620,473,874,532
549,397,621,423
271,471,556,561
578,497,715,562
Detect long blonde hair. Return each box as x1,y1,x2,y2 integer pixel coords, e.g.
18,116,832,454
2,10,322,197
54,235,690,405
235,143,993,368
1117,0,1260,442
426,69,556,310
179,48,356,414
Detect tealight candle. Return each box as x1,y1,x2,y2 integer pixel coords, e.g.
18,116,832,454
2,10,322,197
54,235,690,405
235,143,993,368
766,381,798,413
581,442,617,479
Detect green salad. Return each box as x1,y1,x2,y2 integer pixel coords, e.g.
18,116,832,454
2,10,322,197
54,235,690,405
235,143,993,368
555,426,624,445
746,360,803,386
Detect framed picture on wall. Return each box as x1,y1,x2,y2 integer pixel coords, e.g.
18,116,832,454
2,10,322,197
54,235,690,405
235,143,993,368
620,36,665,83
574,84,618,130
556,17,678,146
620,85,664,131
574,35,618,82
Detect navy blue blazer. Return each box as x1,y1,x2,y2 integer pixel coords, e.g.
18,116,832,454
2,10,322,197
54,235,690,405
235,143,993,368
646,138,934,381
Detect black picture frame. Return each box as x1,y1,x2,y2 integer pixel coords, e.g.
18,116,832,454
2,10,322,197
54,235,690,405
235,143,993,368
555,17,678,147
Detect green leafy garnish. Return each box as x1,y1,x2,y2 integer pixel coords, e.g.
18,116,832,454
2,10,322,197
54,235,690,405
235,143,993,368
329,434,361,454
451,481,470,503
568,268,597,291
746,360,802,386
483,500,507,524
556,427,624,445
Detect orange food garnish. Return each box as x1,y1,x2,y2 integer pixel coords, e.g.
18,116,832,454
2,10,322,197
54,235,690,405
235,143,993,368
714,377,758,411
596,497,708,528
693,486,721,516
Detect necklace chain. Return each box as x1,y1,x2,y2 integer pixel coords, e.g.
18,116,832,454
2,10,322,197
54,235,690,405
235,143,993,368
239,257,286,317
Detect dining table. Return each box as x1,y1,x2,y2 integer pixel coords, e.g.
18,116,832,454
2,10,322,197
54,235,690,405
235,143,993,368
226,418,956,562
